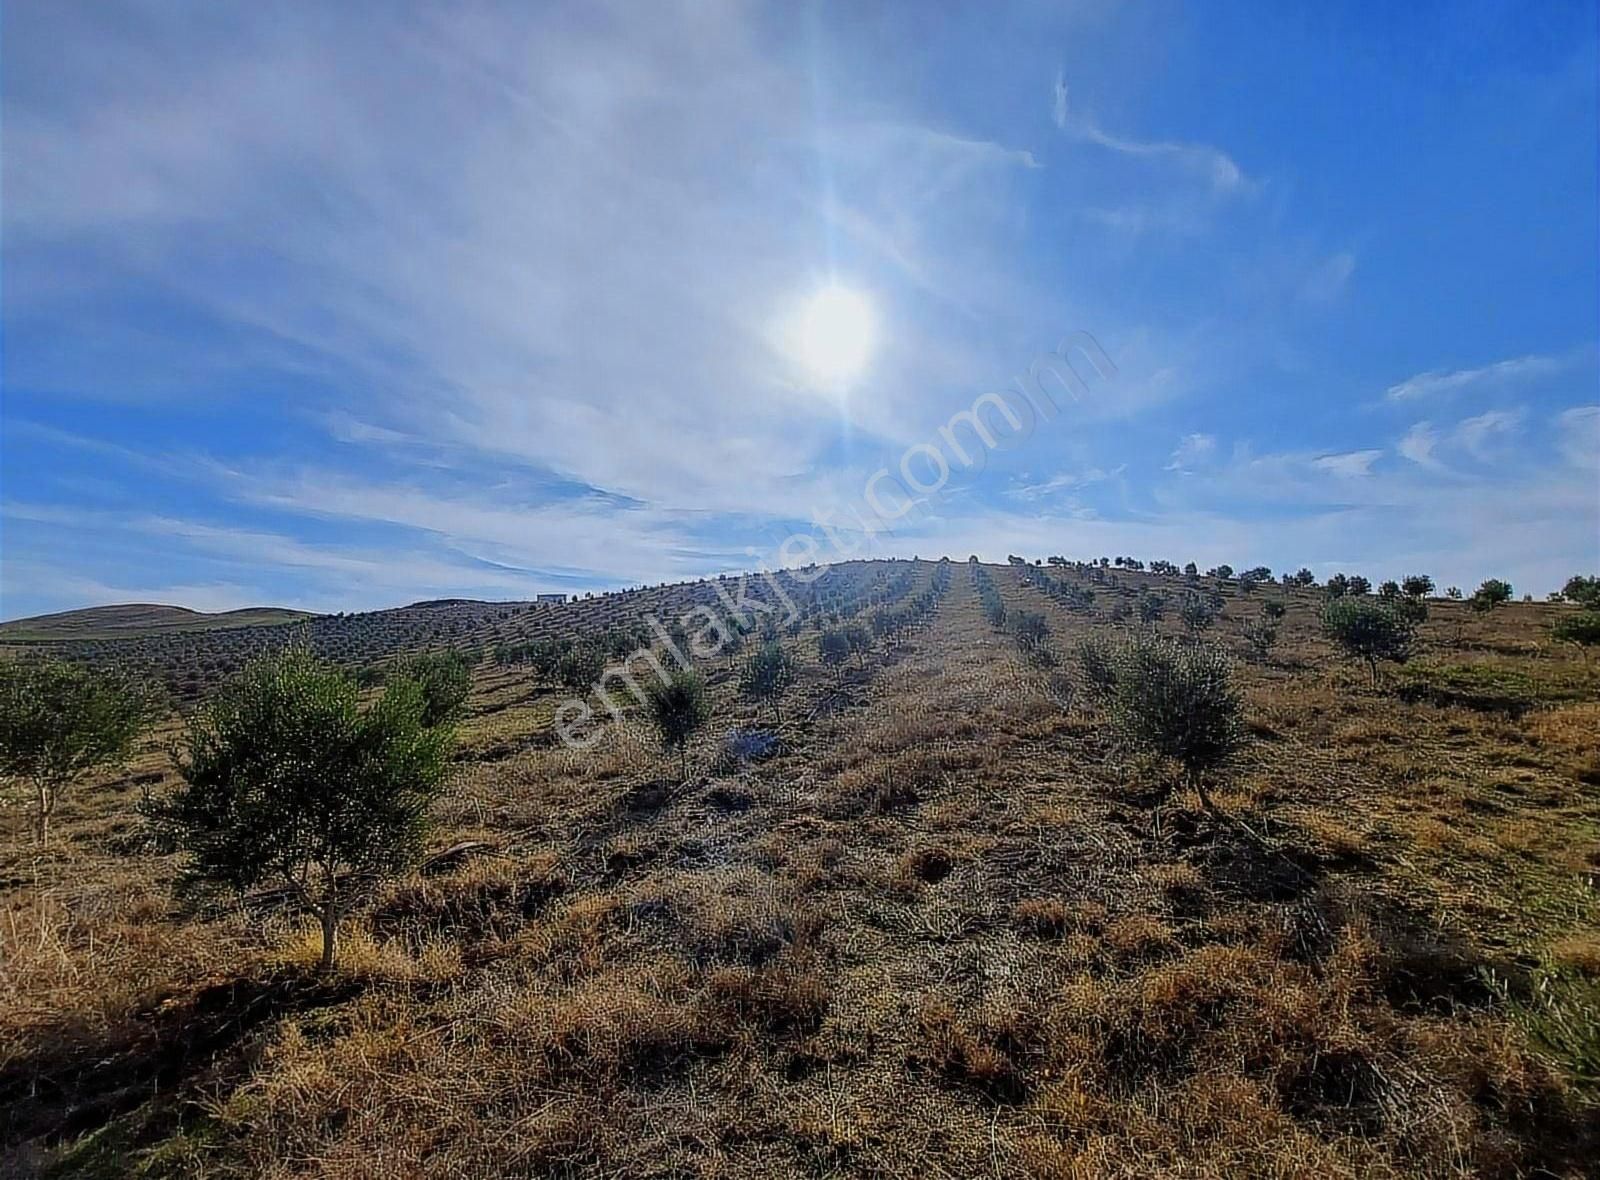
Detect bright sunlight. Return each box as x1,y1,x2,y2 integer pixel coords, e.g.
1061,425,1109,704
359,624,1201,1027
795,284,876,384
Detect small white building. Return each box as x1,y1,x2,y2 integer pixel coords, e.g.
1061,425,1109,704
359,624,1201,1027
535,593,567,604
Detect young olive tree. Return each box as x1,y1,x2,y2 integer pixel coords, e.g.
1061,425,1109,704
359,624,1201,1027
1322,597,1415,685
817,628,851,677
1470,579,1514,613
645,668,711,780
146,650,451,972
1108,635,1244,818
740,641,797,723
393,649,472,727
0,659,153,845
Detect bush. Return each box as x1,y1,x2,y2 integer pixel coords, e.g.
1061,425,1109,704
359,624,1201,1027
146,650,452,971
1012,610,1050,653
1243,620,1279,662
1551,611,1600,657
740,641,797,722
393,650,471,727
1178,591,1219,635
1562,575,1600,608
645,669,711,780
1074,636,1118,701
817,628,850,674
1402,574,1435,598
1107,636,1244,810
557,643,606,691
1322,597,1415,684
843,622,872,667
1470,578,1514,612
0,659,154,844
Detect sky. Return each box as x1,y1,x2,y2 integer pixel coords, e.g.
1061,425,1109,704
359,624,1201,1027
2,0,1597,620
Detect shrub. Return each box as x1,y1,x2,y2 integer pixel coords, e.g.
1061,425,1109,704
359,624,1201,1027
1402,574,1435,598
1470,578,1514,612
393,649,471,727
1074,635,1118,701
645,668,711,780
1012,610,1050,653
1262,599,1287,621
146,649,452,971
1107,635,1244,811
1243,620,1279,662
1321,597,1415,684
740,641,797,723
0,659,154,844
1178,591,1219,635
1562,575,1600,608
1551,611,1600,659
817,628,850,674
1137,591,1166,626
557,643,606,692
843,622,872,667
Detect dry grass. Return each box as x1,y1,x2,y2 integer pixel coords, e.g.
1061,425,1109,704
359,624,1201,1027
3,559,1597,1177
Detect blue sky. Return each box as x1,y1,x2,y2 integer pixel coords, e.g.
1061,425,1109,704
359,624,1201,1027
3,0,1596,619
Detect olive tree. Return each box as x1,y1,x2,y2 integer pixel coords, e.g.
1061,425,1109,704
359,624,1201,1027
0,659,153,845
1560,575,1599,608
645,668,711,780
146,650,452,971
740,641,797,723
1322,597,1415,685
1107,636,1244,818
393,650,472,726
1470,579,1514,613
817,628,850,676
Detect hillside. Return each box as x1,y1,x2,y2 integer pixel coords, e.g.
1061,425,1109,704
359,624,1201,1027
2,559,1596,1177
0,602,313,642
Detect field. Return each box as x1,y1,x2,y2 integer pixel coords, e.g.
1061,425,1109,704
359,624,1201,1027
2,559,1597,1177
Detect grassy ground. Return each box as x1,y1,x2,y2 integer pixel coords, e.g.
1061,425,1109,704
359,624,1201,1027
2,561,1596,1176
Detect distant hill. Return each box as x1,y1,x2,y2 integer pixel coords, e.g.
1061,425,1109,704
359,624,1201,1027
0,603,314,642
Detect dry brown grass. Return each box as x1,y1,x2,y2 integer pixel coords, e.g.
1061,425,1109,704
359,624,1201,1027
3,559,1597,1177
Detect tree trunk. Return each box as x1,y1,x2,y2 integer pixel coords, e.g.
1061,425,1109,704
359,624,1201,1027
319,906,339,973
680,744,689,782
1192,770,1217,813
34,781,50,846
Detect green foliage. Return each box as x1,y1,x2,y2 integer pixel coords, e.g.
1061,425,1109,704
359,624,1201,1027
1470,578,1514,612
1402,574,1435,598
1137,591,1166,626
1243,620,1279,662
740,641,797,721
1551,611,1600,652
1262,599,1287,621
0,659,153,844
818,628,851,672
393,649,471,727
1106,635,1244,806
1074,636,1118,701
1321,597,1415,684
843,622,872,666
1178,591,1219,634
644,668,711,778
557,643,606,691
1011,609,1050,653
146,649,451,970
1561,575,1600,608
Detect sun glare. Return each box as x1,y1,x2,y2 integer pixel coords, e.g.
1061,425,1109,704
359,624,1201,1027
795,284,875,384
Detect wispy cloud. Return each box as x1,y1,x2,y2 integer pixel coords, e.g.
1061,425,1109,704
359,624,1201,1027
1384,354,1565,401
1311,449,1383,478
1165,433,1217,473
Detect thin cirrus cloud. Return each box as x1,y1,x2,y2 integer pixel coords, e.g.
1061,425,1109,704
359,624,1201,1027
1384,353,1567,401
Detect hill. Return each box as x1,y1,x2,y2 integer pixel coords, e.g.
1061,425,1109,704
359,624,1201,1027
0,602,313,642
2,559,1596,1176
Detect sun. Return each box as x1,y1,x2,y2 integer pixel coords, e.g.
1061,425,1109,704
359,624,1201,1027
795,284,875,384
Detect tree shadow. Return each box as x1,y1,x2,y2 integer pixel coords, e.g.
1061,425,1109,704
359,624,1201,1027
0,970,361,1156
